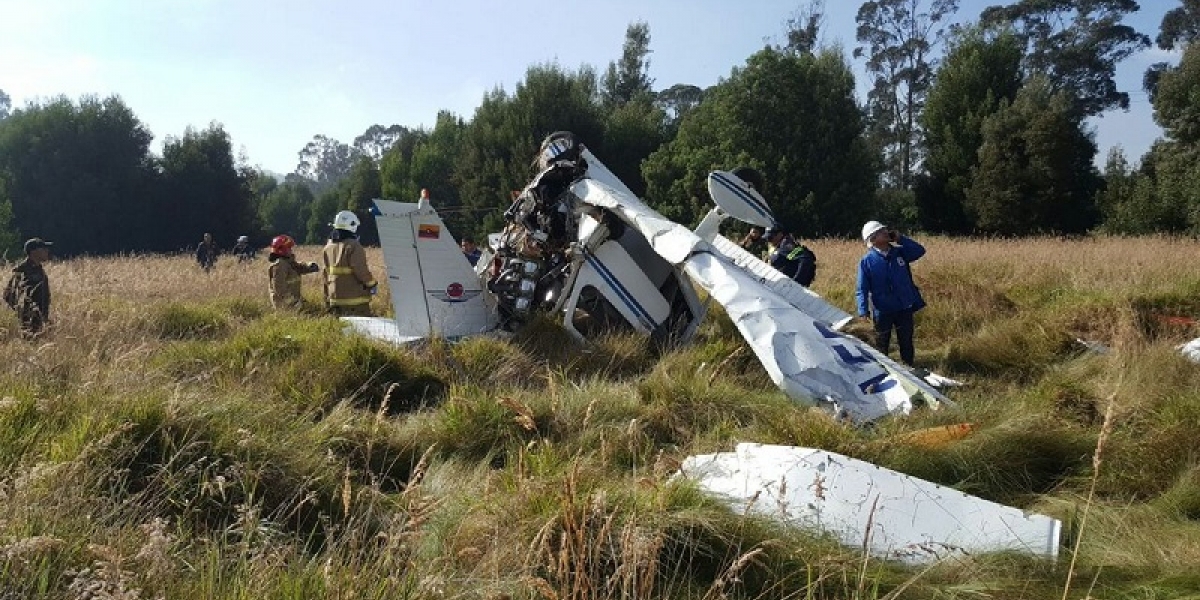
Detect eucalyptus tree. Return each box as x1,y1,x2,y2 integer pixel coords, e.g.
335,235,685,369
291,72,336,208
855,0,960,190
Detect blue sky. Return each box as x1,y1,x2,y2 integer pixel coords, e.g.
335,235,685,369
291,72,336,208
0,0,1179,175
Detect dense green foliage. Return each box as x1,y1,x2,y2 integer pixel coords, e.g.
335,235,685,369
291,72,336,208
917,29,1023,233
966,77,1101,234
0,1,1194,253
1096,4,1200,236
980,0,1150,117
643,48,879,235
855,0,960,190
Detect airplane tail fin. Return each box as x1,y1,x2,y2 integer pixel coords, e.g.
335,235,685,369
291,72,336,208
372,199,498,340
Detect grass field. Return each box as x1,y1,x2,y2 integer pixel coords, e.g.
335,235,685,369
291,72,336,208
2,236,1199,599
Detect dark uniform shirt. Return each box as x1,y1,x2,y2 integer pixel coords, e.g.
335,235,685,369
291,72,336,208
4,259,51,334
464,247,482,266
196,241,218,271
768,237,817,287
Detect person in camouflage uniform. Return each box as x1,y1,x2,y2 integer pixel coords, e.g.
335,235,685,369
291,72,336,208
4,238,54,338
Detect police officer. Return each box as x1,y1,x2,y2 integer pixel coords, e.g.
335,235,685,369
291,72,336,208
764,226,817,287
4,238,53,338
322,211,378,316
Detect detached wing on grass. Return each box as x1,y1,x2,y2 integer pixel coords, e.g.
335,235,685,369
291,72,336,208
680,443,1062,563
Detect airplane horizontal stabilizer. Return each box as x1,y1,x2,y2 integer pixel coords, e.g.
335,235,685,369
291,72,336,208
680,443,1061,563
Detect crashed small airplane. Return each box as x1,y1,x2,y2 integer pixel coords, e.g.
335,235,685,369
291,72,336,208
344,131,952,424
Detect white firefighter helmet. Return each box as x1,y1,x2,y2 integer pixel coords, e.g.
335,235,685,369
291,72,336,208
861,220,887,244
332,210,360,233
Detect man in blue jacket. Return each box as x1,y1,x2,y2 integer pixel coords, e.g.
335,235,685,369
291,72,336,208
855,220,926,366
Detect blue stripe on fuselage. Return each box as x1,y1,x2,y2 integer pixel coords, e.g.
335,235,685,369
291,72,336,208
583,252,657,331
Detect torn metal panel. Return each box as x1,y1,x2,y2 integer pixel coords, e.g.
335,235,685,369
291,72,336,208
680,443,1062,563
708,233,853,329
1179,337,1200,363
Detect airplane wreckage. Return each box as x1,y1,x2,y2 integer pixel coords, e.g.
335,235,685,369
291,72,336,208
342,132,1062,562
346,131,953,424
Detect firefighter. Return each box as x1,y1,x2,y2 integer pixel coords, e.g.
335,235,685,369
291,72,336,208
322,210,378,316
267,234,319,309
233,235,256,262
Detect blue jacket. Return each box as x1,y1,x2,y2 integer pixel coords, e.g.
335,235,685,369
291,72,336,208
856,236,926,318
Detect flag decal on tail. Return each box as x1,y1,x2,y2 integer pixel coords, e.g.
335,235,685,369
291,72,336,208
418,224,440,239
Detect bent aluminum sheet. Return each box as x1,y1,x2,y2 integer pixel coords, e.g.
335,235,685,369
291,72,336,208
680,443,1062,563
572,178,946,423
340,316,424,346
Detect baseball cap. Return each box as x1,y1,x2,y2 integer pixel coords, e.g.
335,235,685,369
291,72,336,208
764,226,784,238
24,238,53,254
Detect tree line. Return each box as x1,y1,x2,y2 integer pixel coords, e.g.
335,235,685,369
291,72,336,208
0,0,1196,258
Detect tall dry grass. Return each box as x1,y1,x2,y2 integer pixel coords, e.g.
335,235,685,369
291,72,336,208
0,236,1199,598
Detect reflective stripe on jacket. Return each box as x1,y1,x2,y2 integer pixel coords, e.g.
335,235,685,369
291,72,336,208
269,256,317,309
322,238,377,307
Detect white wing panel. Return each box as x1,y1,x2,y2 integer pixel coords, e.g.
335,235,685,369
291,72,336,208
681,443,1061,563
710,234,852,329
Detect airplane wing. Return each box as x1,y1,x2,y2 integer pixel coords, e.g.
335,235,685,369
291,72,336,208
680,443,1061,563
707,233,853,329
571,178,947,423
372,199,499,340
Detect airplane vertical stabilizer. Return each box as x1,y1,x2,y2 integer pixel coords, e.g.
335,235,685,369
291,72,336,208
372,199,498,339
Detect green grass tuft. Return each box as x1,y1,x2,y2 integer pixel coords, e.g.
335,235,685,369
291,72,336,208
145,302,231,340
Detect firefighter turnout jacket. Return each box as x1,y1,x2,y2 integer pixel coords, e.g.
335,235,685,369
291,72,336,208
268,255,319,309
322,237,377,309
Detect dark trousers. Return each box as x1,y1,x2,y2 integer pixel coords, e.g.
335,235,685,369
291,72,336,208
874,308,915,366
17,311,47,339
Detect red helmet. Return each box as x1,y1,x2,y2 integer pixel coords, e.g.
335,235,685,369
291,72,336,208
270,235,295,256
